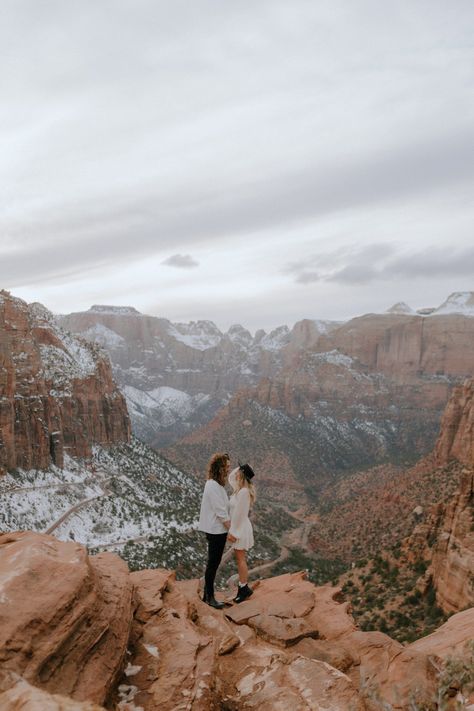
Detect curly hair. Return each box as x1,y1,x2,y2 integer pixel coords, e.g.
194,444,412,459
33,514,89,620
207,452,230,486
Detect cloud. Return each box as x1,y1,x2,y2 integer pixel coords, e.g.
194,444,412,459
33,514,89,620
286,244,474,286
286,244,394,285
162,254,199,269
2,120,473,292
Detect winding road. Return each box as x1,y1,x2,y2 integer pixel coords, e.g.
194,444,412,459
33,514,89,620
44,477,113,535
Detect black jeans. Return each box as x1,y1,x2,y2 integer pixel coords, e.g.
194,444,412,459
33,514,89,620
204,532,227,598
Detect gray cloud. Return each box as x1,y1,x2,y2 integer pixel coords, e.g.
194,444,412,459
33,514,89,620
2,123,474,290
162,254,199,269
287,244,474,286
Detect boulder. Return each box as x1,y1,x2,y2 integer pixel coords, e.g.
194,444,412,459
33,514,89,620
0,531,132,705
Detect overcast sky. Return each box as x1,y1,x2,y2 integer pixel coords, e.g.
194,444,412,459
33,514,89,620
1,1,473,331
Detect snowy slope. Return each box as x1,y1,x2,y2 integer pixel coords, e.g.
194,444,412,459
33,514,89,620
30,302,106,394
0,438,207,576
83,322,126,348
88,305,141,315
431,292,474,317
123,385,210,428
386,302,416,315
167,321,223,350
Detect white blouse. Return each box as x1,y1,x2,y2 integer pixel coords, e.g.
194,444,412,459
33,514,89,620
198,479,230,534
228,468,254,551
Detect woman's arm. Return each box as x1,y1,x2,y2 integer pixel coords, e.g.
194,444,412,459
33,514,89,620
229,489,250,539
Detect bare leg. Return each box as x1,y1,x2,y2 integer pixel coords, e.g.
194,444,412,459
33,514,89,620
234,549,248,585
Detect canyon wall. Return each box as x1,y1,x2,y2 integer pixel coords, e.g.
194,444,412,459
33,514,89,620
0,292,130,472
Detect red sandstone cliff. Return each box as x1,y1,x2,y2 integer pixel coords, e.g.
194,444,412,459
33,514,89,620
0,291,130,473
397,380,474,615
1,531,473,710
435,379,474,467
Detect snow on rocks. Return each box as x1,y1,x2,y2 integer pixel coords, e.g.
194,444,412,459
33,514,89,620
83,323,126,349
167,321,223,350
88,305,141,316
123,385,210,428
0,439,201,553
259,325,291,351
386,301,416,315
431,291,474,317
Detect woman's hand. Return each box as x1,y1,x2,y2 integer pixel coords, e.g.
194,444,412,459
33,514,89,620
227,533,237,543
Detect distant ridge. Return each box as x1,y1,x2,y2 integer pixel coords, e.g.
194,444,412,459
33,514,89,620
88,304,141,315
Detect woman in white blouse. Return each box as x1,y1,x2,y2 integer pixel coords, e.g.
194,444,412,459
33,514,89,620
198,452,231,609
227,462,256,603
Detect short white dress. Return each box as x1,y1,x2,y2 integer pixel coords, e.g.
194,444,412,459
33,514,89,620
228,468,254,551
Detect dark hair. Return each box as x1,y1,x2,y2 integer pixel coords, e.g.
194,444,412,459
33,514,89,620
238,462,255,481
207,452,230,486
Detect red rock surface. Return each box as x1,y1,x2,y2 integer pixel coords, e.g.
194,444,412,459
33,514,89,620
0,291,130,472
318,313,474,379
0,531,132,705
407,466,474,614
1,534,473,709
435,378,474,466
0,671,105,710
399,379,474,614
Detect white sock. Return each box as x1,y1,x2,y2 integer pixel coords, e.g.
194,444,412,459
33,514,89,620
239,581,247,587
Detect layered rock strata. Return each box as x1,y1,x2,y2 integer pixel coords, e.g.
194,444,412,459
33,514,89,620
0,292,130,472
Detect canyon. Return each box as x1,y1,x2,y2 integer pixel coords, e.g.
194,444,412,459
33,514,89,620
1,290,474,708
58,293,474,497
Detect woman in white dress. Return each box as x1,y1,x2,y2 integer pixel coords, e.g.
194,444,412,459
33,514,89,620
227,462,256,603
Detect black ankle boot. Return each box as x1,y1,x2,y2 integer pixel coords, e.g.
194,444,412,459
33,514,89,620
233,584,253,604
202,591,225,609
206,596,225,609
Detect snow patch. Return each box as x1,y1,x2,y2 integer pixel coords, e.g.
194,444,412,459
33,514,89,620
167,321,222,350
310,350,354,367
83,323,125,348
311,319,342,334
386,302,415,315
432,292,474,317
260,325,290,351
88,305,141,315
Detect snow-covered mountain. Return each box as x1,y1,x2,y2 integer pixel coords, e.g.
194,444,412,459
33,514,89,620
58,307,341,447
58,293,474,452
385,292,474,318
431,291,474,316
386,301,416,315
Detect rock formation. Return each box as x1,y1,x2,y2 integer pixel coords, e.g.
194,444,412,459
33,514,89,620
0,531,132,706
435,379,474,467
58,296,474,485
164,343,453,498
399,379,474,614
410,466,474,616
429,467,474,612
0,292,130,472
58,306,341,447
1,531,473,710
